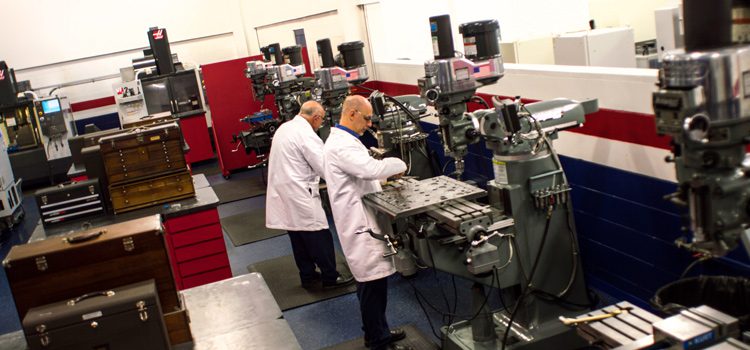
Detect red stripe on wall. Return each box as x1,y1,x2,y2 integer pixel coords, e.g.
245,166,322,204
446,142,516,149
568,109,671,150
374,81,673,151
70,96,115,112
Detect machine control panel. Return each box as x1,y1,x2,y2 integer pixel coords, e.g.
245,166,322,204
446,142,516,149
35,97,67,137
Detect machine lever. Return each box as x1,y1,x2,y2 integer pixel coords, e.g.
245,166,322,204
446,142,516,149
355,229,399,258
383,234,398,258
558,307,632,326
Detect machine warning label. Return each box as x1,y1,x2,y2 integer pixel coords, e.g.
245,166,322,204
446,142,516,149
492,159,509,185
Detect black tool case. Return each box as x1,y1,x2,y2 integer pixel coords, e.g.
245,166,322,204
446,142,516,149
22,279,170,350
34,178,105,227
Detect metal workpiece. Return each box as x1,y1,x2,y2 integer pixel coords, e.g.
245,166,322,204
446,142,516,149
653,306,740,350
363,176,487,220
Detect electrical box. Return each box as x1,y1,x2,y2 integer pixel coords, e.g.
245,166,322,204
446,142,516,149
500,37,555,65
553,27,637,68
655,6,684,59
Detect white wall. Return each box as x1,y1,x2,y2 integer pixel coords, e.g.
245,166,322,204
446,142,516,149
0,0,248,104
239,0,340,55
589,0,680,42
364,0,590,63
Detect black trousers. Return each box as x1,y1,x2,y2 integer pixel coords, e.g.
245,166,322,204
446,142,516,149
287,229,339,283
357,277,391,349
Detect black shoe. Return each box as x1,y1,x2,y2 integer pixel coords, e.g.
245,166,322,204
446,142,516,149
300,277,321,290
365,328,406,348
321,274,355,289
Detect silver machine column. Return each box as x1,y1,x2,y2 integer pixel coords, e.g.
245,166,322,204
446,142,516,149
653,0,750,258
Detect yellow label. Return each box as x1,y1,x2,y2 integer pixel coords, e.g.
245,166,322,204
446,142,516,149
149,135,161,141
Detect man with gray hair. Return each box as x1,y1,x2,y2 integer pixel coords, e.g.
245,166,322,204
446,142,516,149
266,100,354,289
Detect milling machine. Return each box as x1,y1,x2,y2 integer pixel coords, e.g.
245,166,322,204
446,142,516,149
362,15,599,350
0,127,23,233
238,43,315,158
1,61,74,184
312,38,369,140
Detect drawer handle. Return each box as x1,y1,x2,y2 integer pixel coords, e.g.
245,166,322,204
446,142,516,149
68,290,116,306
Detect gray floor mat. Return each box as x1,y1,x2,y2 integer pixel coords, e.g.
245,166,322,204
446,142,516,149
322,324,438,350
222,208,285,246
247,253,356,311
212,175,266,204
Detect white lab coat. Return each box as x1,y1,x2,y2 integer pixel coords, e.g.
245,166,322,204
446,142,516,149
323,127,407,282
265,115,328,231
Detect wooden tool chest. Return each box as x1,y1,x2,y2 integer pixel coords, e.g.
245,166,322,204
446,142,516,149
2,215,191,344
109,171,194,213
99,123,185,184
98,122,195,214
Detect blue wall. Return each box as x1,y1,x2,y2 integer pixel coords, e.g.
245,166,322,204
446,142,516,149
73,113,120,134
420,122,750,311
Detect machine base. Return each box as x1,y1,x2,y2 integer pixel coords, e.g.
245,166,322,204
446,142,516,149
442,315,587,350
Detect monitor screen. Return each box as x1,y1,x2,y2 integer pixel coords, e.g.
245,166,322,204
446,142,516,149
41,99,61,114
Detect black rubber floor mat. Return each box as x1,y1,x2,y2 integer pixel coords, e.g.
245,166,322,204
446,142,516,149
222,208,285,246
322,324,438,350
247,253,356,311
212,176,266,204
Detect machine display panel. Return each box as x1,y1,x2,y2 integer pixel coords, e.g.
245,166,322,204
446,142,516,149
41,99,61,114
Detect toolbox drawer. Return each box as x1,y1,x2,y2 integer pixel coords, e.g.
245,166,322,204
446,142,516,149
178,252,230,277
174,237,226,263
164,209,220,234
169,223,223,248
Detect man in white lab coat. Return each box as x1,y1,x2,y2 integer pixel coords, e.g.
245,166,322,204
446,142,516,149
266,100,354,289
324,95,412,350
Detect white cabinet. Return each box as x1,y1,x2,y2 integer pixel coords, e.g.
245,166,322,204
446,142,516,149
553,27,636,68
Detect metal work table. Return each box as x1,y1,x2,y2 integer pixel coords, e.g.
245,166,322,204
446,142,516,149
0,273,299,349
30,174,217,240
175,273,301,349
363,176,486,220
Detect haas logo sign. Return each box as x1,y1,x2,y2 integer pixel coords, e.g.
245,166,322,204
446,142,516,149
0,69,5,81
152,29,164,40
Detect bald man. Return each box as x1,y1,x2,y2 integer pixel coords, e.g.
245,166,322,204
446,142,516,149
324,96,411,350
266,100,354,289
